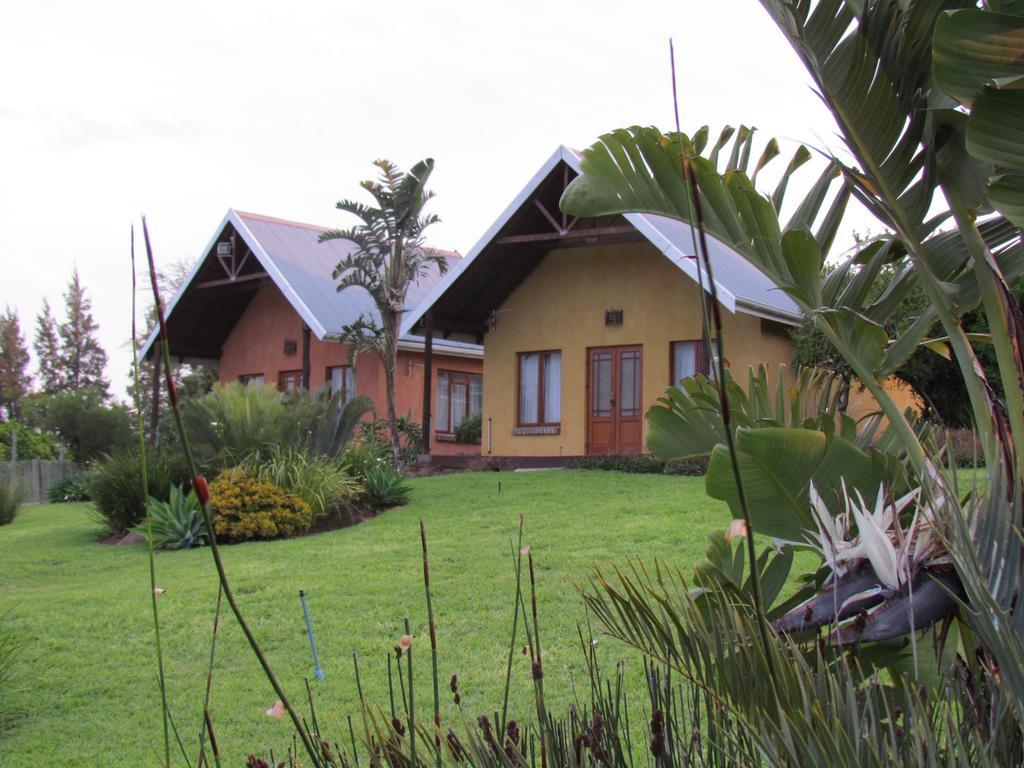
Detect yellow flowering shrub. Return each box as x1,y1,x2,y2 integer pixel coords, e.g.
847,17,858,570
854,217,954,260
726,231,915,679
209,469,314,541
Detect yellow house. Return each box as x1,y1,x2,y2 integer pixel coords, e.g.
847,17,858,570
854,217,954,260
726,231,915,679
404,147,802,464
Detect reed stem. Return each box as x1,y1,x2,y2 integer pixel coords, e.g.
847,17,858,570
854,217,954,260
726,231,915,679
129,226,171,768
419,519,442,766
140,218,322,767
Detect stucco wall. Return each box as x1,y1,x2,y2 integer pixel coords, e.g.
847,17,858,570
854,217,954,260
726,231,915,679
480,242,796,458
218,284,483,454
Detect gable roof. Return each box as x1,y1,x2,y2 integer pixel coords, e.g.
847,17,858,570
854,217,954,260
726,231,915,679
401,146,800,340
139,208,481,362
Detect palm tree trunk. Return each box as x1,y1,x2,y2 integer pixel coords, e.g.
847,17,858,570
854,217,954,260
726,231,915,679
383,313,403,472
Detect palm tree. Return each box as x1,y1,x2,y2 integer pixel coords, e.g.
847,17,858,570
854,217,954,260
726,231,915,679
320,159,447,470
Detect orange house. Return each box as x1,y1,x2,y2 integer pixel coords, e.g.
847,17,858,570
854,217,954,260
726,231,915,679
140,209,483,455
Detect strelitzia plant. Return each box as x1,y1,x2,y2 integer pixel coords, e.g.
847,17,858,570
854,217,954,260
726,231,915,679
562,1,1024,762
775,479,962,644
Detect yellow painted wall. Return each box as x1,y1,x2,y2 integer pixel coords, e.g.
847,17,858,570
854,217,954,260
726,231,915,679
848,377,924,421
480,242,796,457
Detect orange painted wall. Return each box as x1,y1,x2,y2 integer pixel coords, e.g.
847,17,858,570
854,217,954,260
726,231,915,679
218,285,482,455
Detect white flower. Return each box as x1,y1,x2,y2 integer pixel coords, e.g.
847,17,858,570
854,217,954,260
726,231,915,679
850,497,901,590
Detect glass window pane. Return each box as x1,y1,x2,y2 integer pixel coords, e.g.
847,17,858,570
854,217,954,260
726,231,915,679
436,371,450,431
343,367,355,403
673,341,698,383
543,352,561,423
470,375,483,417
620,351,640,416
329,366,355,401
519,354,539,424
452,382,468,428
592,352,612,417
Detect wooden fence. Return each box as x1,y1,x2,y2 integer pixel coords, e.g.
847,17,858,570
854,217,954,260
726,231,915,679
5,459,78,505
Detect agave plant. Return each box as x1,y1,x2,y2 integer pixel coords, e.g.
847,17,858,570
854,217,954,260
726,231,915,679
136,484,208,550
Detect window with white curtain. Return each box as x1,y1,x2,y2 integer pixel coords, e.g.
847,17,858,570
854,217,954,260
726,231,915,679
671,339,719,384
518,351,561,425
327,365,355,403
435,370,483,432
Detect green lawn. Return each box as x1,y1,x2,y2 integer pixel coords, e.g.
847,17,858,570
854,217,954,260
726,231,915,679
0,470,736,767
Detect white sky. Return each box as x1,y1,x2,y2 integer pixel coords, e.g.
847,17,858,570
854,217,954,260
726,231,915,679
0,0,875,399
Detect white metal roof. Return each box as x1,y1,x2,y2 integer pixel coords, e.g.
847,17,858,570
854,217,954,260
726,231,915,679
139,208,481,362
401,146,801,338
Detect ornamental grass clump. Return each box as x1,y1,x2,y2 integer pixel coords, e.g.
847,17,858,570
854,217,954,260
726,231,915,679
239,447,360,519
209,468,314,542
89,447,189,534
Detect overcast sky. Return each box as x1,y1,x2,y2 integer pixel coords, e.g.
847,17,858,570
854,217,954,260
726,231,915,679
0,1,874,399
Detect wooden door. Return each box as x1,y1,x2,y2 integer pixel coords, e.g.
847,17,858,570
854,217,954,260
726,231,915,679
587,345,643,455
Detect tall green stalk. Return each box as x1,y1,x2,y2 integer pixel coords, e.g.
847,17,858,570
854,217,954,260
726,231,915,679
500,517,525,735
526,551,549,768
419,519,442,767
197,584,223,768
140,218,323,768
950,204,1024,480
668,40,778,686
403,616,416,766
130,225,171,768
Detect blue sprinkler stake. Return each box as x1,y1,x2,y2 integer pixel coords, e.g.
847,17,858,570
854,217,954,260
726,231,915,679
299,589,325,681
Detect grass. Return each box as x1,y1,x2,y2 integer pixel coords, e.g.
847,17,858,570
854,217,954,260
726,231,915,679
0,469,737,767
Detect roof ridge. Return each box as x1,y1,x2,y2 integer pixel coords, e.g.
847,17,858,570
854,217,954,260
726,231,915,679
234,208,461,259
233,209,329,232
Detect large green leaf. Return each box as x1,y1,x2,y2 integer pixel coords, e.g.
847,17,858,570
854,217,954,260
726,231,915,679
989,173,1024,226
705,427,896,541
646,381,731,460
967,86,1024,169
647,366,842,461
818,308,889,374
933,9,1024,107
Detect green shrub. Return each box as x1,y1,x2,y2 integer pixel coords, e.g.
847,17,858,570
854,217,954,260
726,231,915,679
183,384,372,471
453,412,482,444
358,414,423,466
20,389,133,464
570,454,707,476
360,463,412,509
209,469,314,541
0,421,60,461
239,447,360,519
46,474,91,503
135,485,208,550
89,448,190,535
0,483,24,526
341,438,392,479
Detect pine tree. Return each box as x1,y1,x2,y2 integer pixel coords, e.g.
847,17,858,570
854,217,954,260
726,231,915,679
0,307,30,420
33,298,62,395
59,268,109,397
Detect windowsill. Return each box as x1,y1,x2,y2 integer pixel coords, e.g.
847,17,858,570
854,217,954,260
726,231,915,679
434,433,482,445
512,425,561,436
